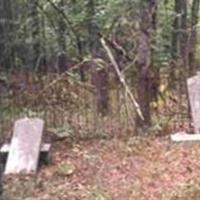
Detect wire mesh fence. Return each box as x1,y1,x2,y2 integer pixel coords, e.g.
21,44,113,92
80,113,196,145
0,69,194,140
0,70,136,139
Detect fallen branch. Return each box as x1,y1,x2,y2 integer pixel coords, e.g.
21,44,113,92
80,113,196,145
100,37,144,121
14,60,95,107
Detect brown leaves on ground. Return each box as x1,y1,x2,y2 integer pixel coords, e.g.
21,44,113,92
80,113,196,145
3,136,200,200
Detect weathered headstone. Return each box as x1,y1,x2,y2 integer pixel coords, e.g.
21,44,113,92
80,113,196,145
187,73,200,134
4,118,44,174
171,72,200,142
0,143,51,168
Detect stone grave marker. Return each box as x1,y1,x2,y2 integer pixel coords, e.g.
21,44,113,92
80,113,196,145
0,143,51,168
171,72,200,142
4,118,44,174
187,73,200,134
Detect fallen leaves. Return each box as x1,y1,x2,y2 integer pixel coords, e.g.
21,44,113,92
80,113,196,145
3,137,200,200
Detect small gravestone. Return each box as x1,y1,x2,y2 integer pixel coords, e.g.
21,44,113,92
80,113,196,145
4,118,44,174
0,143,51,169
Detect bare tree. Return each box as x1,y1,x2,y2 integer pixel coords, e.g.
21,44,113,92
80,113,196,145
0,0,15,69
28,0,41,69
87,0,109,116
189,0,200,72
57,0,67,52
171,0,188,69
136,0,158,129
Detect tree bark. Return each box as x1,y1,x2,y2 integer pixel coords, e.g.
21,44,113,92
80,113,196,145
57,0,67,52
29,0,41,69
87,0,100,56
87,0,109,116
136,0,157,129
171,0,188,68
180,0,188,68
171,0,182,61
189,0,200,72
0,2,4,68
0,0,15,69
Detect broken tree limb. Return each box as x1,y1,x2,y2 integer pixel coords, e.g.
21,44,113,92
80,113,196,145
100,37,144,121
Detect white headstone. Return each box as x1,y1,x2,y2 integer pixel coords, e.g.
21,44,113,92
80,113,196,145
5,118,44,174
187,73,200,134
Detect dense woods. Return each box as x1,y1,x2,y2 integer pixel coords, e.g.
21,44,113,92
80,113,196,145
1,1,200,199
0,0,199,131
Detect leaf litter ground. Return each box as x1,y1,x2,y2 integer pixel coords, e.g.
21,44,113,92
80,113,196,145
3,136,200,200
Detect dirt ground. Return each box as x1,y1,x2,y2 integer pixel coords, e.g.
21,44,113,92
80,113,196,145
2,136,200,200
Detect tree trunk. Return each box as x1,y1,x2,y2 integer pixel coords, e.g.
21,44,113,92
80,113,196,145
189,0,200,72
57,0,67,52
180,0,188,68
29,0,41,69
71,0,85,81
171,0,182,62
87,0,100,56
136,0,157,129
87,0,109,116
93,68,109,116
0,2,4,68
171,0,188,69
0,0,15,69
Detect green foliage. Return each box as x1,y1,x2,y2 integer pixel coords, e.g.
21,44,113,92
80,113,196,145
0,0,199,71
57,161,76,176
154,0,174,66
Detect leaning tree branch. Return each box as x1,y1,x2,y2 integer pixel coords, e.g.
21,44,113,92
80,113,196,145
98,33,132,62
100,36,144,121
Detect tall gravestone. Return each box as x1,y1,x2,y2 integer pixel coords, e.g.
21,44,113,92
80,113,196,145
187,73,200,134
171,73,200,142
